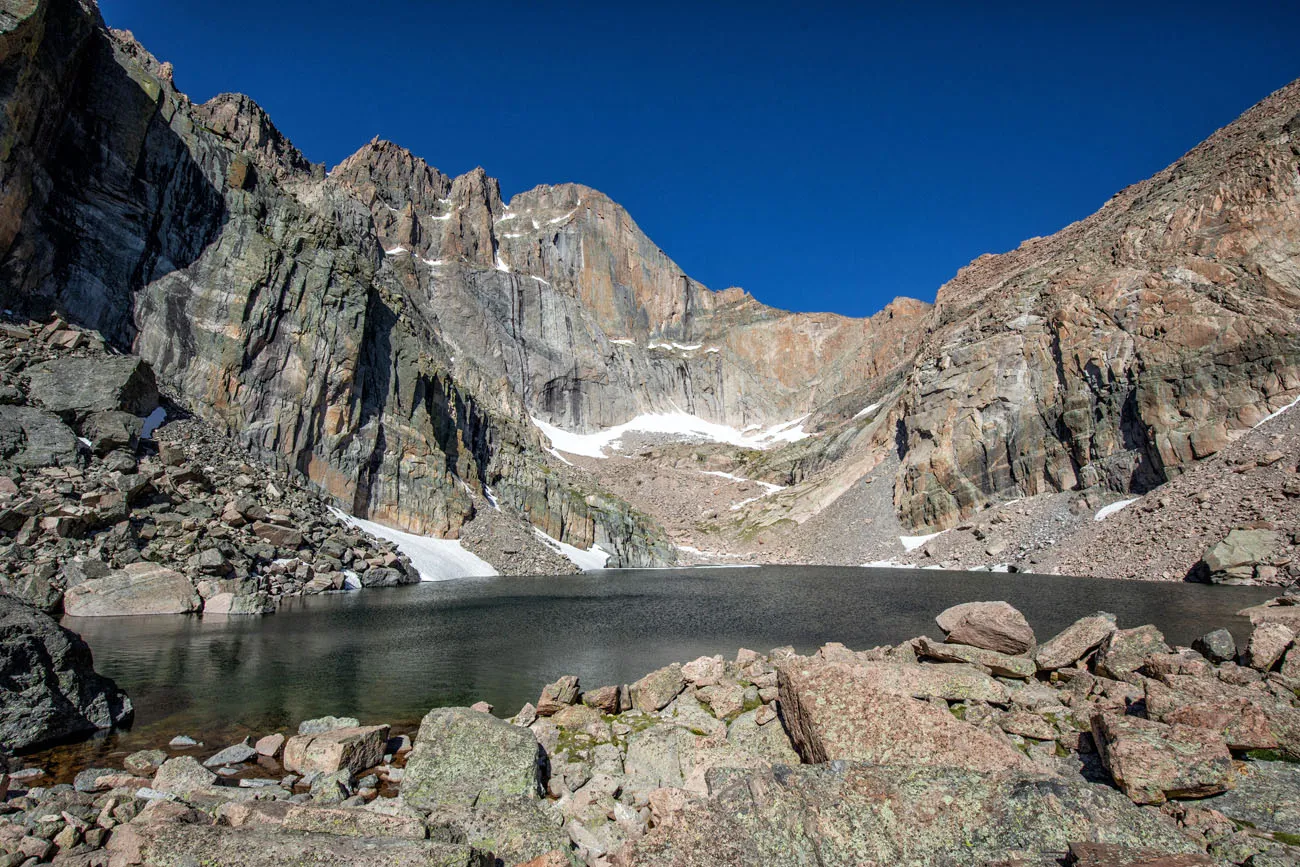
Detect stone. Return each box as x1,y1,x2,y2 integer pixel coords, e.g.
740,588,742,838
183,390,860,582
1204,758,1300,836
621,762,1201,865
0,595,133,750
938,601,1035,655
776,655,1031,771
915,636,1036,678
254,733,284,757
151,756,218,794
1201,528,1282,583
1034,613,1118,670
79,410,143,454
124,750,167,774
402,706,544,811
629,664,686,712
251,521,303,548
696,681,748,719
281,804,427,839
1191,628,1237,664
0,405,80,469
203,740,258,767
1091,712,1234,804
62,562,200,616
424,796,570,866
282,725,389,776
1247,621,1295,671
203,591,272,615
535,675,580,716
681,655,725,685
23,356,159,419
1065,842,1214,867
104,822,490,866
1094,625,1171,681
298,715,361,735
581,685,621,714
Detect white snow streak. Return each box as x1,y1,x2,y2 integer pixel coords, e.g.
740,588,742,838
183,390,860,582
853,402,881,419
1094,498,1139,521
900,531,945,552
329,508,497,580
532,528,610,571
1254,394,1300,428
384,246,409,256
609,338,636,346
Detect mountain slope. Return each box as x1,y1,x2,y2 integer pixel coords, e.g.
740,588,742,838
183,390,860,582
1,0,1298,577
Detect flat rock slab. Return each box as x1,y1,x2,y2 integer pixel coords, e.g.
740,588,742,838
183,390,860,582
776,656,1031,771
402,707,543,811
24,356,158,418
916,636,1035,678
1091,712,1234,805
63,562,200,616
282,804,428,839
836,658,1009,703
1035,613,1117,671
105,821,490,866
937,600,1035,655
1203,759,1300,835
283,725,389,776
621,762,1201,866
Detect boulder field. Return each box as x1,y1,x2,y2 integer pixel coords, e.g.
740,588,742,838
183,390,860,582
4,600,1300,866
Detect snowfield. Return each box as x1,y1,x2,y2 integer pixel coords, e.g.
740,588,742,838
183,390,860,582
330,508,498,580
530,411,811,459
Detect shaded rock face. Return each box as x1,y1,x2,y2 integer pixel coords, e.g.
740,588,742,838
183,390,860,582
0,594,132,750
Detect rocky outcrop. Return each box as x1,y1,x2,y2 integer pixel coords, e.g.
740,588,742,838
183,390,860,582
894,80,1300,531
0,594,132,750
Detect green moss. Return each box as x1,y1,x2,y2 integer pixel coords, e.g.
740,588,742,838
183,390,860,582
1245,749,1300,764
949,704,967,721
1273,831,1300,846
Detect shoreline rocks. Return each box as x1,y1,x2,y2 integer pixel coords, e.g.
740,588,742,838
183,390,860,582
3,600,1300,866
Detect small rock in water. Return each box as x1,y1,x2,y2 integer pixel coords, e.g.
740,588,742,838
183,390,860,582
203,739,258,767
255,733,285,757
297,716,360,736
169,735,199,748
470,701,494,714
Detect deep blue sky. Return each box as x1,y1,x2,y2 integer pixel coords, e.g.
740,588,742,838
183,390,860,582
100,1,1299,318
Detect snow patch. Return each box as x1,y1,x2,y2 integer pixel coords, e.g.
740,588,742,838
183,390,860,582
532,527,609,571
330,508,498,580
530,412,812,459
1254,394,1300,428
648,342,703,351
548,203,581,225
853,402,881,419
421,257,444,267
1094,498,1139,521
900,531,945,552
493,252,510,273
609,338,635,346
484,485,501,511
530,275,551,287
384,246,409,256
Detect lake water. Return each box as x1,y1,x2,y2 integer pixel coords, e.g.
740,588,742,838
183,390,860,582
37,566,1274,771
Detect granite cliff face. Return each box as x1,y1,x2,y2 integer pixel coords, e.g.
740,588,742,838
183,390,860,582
1,0,1299,566
893,85,1300,530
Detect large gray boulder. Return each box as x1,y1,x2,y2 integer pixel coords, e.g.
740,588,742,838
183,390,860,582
62,562,200,616
621,762,1202,866
0,594,133,750
0,405,80,468
23,356,158,421
402,707,545,811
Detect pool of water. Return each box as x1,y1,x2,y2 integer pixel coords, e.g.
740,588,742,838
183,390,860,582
33,566,1273,771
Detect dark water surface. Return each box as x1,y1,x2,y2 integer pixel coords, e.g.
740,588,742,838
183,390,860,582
37,566,1273,770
